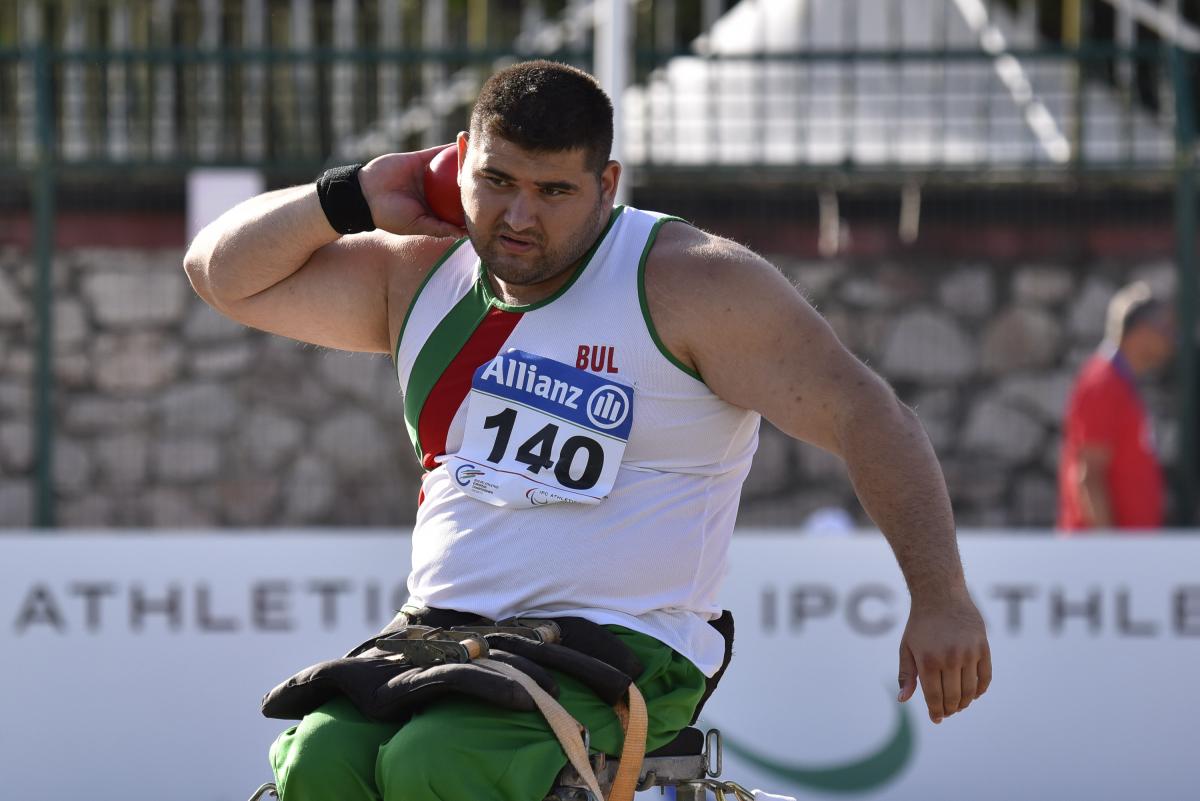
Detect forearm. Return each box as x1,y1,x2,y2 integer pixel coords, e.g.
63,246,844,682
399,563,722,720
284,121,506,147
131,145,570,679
184,185,339,306
837,390,965,602
1078,472,1113,528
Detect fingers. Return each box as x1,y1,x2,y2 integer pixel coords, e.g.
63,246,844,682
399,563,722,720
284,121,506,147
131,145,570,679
411,215,468,240
413,142,458,166
977,643,993,697
941,662,962,719
897,644,918,703
959,661,978,712
917,659,945,724
918,651,989,723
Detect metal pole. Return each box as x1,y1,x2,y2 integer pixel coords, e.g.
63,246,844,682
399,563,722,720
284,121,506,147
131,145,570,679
1172,46,1197,526
32,42,56,528
1063,0,1084,165
594,0,631,204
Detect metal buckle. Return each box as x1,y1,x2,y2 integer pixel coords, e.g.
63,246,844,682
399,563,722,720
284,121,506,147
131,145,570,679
704,728,723,778
373,626,490,667
677,779,756,801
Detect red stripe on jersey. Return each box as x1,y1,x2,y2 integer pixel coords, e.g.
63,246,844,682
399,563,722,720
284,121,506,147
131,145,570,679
416,306,523,469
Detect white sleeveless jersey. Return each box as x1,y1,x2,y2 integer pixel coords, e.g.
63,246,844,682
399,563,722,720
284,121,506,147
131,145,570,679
394,205,760,676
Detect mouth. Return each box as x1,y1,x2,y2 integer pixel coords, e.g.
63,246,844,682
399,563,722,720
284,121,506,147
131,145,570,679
496,233,538,254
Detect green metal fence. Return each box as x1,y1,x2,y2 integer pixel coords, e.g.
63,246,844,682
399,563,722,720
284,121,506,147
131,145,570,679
0,38,1196,527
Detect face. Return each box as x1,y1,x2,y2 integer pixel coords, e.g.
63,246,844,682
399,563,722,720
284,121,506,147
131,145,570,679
1142,308,1177,370
456,130,619,292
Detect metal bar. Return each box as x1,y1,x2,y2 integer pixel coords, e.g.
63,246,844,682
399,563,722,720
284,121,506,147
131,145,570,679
468,0,489,49
421,0,448,147
16,0,40,163
151,0,175,160
331,0,357,150
107,0,132,161
197,0,223,162
32,40,55,529
242,0,266,161
1097,0,1200,52
290,0,317,158
1171,46,1197,525
12,44,1167,66
377,0,403,127
61,0,87,161
1063,0,1084,165
594,0,630,202
954,0,1072,163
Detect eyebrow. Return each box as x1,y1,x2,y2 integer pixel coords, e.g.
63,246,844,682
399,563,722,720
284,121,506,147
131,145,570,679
478,166,580,193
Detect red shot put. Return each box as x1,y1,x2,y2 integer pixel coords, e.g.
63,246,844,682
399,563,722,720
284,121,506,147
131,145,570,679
423,143,466,228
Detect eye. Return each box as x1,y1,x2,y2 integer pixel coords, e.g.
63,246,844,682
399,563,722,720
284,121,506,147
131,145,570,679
542,187,566,197
483,175,509,187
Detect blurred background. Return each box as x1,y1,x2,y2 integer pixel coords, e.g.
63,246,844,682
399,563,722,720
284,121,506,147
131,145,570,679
2,3,1199,801
1,0,1197,530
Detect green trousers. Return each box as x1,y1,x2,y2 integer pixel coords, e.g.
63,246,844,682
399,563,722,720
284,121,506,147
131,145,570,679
268,627,707,801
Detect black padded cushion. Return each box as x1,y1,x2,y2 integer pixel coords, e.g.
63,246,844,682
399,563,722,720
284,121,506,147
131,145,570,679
646,726,705,758
689,610,734,725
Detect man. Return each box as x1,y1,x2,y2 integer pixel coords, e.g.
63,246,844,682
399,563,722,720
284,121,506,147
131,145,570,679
185,61,990,801
1058,282,1175,531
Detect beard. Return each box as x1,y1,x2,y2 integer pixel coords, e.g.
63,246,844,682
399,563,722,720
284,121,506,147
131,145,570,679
471,199,606,287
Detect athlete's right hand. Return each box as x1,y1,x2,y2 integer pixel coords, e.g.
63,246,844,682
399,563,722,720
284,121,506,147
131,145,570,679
358,146,467,239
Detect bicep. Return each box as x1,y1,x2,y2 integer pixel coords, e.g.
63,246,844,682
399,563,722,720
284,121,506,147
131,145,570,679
214,234,437,354
662,243,894,454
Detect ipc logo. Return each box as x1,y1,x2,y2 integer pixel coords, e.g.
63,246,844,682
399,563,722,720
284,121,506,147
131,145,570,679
586,384,630,430
455,465,486,486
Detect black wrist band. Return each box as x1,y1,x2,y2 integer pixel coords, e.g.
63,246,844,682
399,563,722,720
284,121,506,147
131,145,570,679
315,163,376,235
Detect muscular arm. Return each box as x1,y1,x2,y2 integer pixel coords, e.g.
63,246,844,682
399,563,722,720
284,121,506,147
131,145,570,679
645,222,990,722
1077,446,1114,528
184,147,464,353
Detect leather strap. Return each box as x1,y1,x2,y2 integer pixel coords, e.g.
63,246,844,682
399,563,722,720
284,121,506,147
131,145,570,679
607,683,648,801
476,658,605,800
475,658,650,801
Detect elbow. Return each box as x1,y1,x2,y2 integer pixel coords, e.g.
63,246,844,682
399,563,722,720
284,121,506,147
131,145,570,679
835,380,927,453
182,247,215,306
183,231,226,307
182,245,205,288
857,373,916,426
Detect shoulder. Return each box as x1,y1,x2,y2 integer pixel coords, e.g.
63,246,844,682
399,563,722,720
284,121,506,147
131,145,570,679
642,221,791,329
1070,356,1135,421
644,220,777,289
1074,355,1125,397
641,220,806,379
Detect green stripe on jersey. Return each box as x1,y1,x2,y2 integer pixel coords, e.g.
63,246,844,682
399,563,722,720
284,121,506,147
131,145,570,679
636,216,703,382
394,237,470,365
402,274,494,461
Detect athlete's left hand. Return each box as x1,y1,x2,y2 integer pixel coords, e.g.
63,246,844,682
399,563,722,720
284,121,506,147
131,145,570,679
896,587,991,723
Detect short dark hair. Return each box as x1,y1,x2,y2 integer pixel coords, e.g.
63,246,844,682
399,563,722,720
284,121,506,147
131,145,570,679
470,60,614,174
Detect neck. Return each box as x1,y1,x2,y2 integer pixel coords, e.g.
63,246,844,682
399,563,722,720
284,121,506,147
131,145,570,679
487,208,612,306
488,248,589,306
1116,341,1149,377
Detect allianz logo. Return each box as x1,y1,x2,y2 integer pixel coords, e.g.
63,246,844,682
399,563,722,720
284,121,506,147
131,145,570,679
480,355,631,430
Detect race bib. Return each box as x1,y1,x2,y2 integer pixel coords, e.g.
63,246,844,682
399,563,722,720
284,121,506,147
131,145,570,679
445,349,634,509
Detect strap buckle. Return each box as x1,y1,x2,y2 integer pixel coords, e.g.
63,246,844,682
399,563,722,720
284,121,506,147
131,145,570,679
373,626,490,667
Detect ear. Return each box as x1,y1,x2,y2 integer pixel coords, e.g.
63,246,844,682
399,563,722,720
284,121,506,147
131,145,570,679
455,131,469,183
600,160,622,206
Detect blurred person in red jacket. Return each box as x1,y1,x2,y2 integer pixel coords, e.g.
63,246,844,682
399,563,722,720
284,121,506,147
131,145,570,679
1058,282,1175,531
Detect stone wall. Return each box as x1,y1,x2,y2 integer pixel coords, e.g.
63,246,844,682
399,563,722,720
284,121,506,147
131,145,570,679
0,247,422,527
0,246,1177,528
737,256,1177,528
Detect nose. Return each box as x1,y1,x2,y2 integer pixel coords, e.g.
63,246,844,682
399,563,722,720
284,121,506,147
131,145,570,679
502,191,537,232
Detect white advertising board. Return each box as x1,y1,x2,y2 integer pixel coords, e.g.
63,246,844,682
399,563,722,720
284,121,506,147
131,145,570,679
1,532,1197,801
